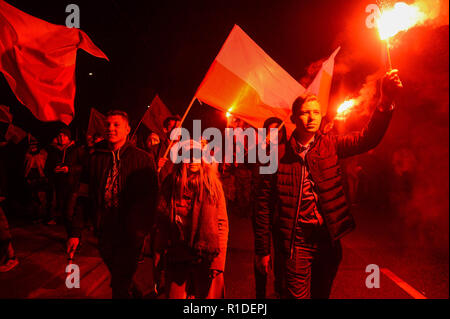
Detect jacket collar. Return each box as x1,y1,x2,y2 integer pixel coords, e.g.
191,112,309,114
288,129,321,157
95,140,133,158
55,140,75,151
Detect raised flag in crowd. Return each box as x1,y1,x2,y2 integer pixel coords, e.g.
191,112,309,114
0,0,108,125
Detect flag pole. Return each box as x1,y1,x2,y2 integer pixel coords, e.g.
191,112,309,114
385,39,393,71
261,120,286,147
157,25,239,172
158,95,197,172
376,0,392,71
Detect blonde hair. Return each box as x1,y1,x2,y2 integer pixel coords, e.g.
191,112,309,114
175,162,223,204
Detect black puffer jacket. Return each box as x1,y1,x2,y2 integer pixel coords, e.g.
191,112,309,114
255,108,394,257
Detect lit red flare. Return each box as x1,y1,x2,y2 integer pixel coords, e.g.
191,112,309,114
335,99,356,121
377,2,427,40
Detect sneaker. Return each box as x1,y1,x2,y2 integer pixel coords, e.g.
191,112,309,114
0,258,19,272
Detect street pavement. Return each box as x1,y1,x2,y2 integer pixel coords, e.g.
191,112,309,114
0,207,448,299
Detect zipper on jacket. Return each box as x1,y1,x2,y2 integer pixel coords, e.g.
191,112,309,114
289,164,305,259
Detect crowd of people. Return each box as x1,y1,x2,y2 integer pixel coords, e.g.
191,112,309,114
0,70,402,298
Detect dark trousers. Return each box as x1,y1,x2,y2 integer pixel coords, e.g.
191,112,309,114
281,225,342,299
26,177,48,220
97,209,146,298
45,179,54,219
254,237,284,299
55,181,71,217
47,176,72,222
64,195,91,237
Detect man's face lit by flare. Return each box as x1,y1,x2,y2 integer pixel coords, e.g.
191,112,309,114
292,99,322,134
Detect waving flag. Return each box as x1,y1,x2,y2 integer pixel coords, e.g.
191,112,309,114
306,47,340,116
5,123,26,143
140,95,173,137
195,25,306,132
0,104,12,123
86,108,106,138
0,0,108,125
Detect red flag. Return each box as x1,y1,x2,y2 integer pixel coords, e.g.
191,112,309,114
86,108,106,138
5,123,26,143
0,0,109,125
195,25,306,134
141,95,173,137
0,104,12,123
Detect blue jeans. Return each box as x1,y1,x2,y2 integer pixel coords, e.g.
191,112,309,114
282,225,342,299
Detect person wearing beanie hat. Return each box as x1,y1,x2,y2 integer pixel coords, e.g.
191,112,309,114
58,126,72,140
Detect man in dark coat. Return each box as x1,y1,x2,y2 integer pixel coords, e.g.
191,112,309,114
67,110,158,298
254,70,403,299
44,127,77,225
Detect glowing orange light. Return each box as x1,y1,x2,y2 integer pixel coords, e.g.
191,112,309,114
225,107,233,118
377,2,426,40
335,99,355,121
337,99,355,114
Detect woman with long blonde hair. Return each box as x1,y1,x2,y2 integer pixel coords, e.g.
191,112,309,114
155,140,228,299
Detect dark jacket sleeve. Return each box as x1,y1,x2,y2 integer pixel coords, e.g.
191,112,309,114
254,172,274,256
331,108,394,159
67,152,92,238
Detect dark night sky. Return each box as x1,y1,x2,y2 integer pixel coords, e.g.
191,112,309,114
1,0,448,144
2,0,375,136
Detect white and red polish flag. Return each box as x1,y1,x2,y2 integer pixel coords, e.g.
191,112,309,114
195,25,306,134
0,0,108,125
306,47,340,116
195,25,340,135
